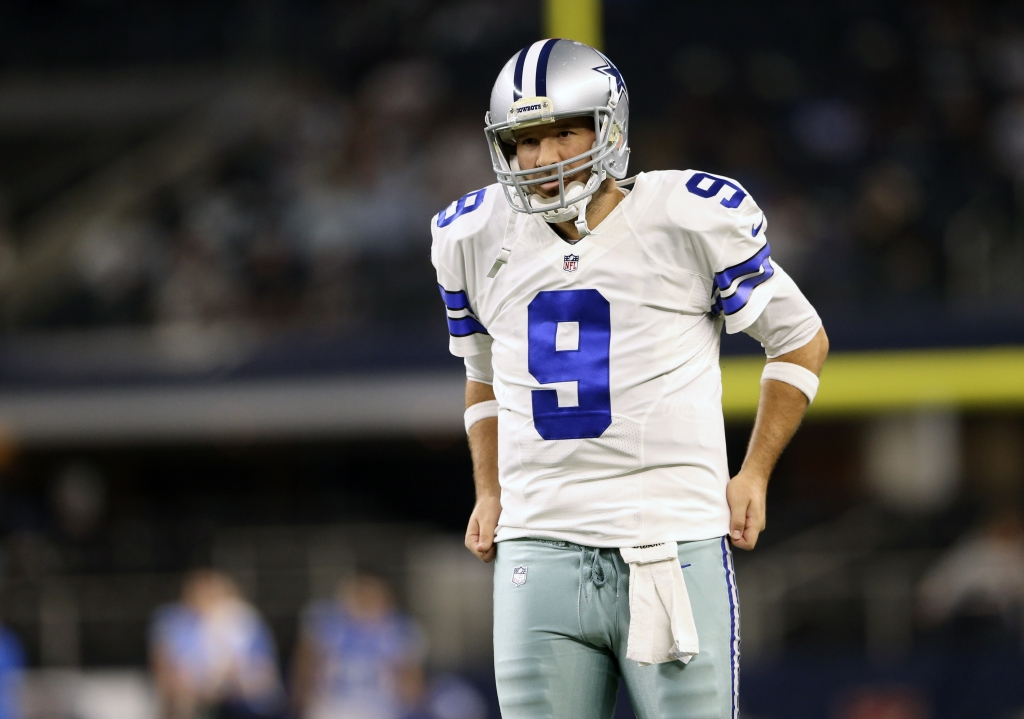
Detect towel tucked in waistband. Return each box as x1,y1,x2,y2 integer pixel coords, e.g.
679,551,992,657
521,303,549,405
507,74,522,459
619,542,699,666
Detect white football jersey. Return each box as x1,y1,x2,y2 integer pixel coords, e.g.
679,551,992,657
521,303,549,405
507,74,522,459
431,170,818,547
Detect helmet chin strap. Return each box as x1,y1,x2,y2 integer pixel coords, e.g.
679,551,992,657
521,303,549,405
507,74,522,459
557,170,603,237
572,192,594,238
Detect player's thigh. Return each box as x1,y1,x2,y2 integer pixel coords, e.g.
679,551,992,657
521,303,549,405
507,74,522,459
619,537,739,719
493,539,620,719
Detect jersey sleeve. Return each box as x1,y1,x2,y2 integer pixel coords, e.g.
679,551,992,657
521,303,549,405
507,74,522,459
658,170,781,333
741,263,822,358
704,193,777,333
429,189,497,358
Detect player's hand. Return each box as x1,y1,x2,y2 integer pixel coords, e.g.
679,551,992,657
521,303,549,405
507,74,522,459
726,471,768,550
465,494,502,563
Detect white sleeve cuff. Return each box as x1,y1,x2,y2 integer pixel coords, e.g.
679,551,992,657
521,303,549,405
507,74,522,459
761,362,819,404
464,400,499,433
740,264,821,357
464,350,494,385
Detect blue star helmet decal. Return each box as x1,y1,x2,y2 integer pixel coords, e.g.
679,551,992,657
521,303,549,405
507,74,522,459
592,63,626,97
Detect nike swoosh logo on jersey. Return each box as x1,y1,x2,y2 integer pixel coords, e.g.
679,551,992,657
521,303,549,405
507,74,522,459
752,215,764,237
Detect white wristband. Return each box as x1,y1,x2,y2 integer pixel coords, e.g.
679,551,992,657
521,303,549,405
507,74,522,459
464,400,499,433
761,362,819,403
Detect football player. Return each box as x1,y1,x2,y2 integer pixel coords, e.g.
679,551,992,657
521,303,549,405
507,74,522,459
430,39,828,719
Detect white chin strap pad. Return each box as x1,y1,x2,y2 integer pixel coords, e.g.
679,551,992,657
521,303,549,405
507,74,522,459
508,155,598,228
533,182,586,222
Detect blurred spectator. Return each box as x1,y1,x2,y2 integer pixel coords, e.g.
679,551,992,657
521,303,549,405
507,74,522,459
150,569,284,719
917,507,1024,638
0,625,24,719
291,572,425,719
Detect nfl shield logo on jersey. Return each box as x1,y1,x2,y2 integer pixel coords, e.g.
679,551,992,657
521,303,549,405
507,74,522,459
563,254,579,273
512,566,528,586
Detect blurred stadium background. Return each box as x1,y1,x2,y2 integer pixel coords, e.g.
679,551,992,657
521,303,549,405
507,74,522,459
0,1,1022,718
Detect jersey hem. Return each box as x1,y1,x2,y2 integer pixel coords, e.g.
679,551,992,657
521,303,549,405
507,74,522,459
494,524,731,548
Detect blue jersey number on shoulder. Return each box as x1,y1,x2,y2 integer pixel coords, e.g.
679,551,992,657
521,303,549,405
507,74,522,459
685,172,747,209
527,289,612,440
436,188,487,228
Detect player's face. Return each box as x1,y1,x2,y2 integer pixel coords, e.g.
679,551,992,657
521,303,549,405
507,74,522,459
514,117,597,197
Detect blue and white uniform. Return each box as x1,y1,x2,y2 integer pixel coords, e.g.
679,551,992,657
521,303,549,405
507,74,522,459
432,169,821,548
432,168,820,719
439,32,824,719
300,602,424,719
150,599,283,716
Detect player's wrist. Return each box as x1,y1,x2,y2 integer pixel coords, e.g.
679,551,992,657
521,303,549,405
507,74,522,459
733,467,770,489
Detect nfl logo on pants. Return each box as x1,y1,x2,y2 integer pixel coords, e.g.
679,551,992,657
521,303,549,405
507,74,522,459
563,254,579,273
512,566,528,586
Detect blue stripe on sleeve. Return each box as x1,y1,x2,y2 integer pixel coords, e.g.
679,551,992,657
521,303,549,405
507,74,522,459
535,39,559,97
447,316,489,337
715,261,775,316
714,242,772,291
437,285,488,336
437,285,469,311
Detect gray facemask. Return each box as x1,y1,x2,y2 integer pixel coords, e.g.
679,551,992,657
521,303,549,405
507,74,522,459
484,39,630,237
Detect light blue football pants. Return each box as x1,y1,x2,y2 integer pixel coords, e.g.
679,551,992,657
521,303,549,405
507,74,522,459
493,537,740,719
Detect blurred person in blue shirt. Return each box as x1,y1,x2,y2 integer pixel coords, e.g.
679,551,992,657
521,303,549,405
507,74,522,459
0,625,24,719
291,572,425,719
150,568,284,719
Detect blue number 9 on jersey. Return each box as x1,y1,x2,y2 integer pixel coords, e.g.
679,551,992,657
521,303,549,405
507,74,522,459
528,289,612,440
685,172,747,209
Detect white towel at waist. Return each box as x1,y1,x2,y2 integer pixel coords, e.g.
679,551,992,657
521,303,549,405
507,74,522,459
619,542,699,666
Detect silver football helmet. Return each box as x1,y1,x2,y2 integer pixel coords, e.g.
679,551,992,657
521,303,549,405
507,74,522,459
484,39,629,236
